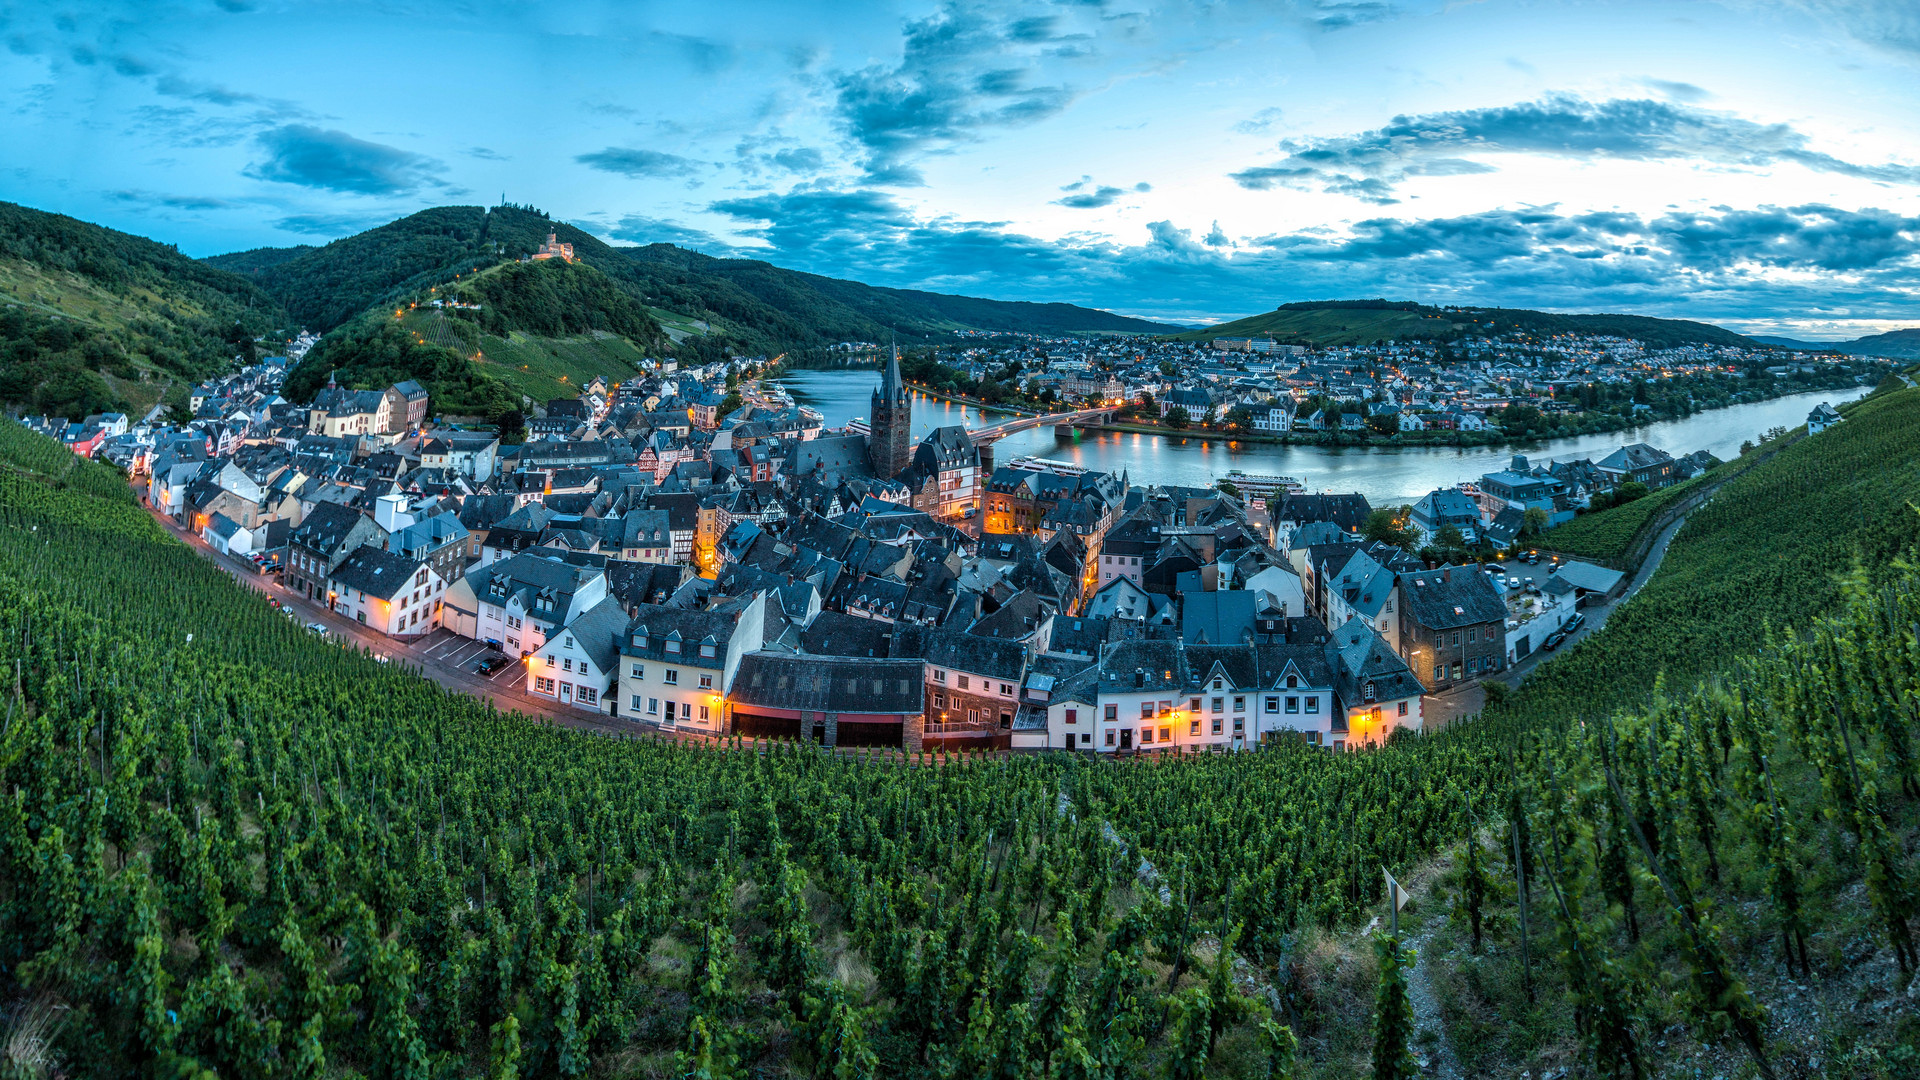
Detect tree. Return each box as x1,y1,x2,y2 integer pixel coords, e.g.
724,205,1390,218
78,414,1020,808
1366,412,1399,436
718,391,743,417
1434,524,1466,553
1521,507,1549,537
1363,508,1417,552
1159,360,1178,377
1222,405,1255,434
1166,406,1191,430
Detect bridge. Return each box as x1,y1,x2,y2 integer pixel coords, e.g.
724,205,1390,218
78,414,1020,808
967,407,1118,445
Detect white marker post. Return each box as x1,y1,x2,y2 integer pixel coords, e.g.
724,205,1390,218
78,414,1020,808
1383,867,1411,936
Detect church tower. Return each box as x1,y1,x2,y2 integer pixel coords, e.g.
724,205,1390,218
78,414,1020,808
869,343,912,479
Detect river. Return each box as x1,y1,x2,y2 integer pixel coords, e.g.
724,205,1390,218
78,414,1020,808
772,369,1871,505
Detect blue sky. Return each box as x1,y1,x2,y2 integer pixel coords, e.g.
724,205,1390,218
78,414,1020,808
5,0,1919,337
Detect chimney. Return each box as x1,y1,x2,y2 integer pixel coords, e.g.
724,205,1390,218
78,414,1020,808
1443,567,1452,584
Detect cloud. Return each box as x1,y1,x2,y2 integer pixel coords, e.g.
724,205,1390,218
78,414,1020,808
1230,94,1920,201
272,213,382,236
1056,185,1128,208
575,147,704,178
1642,79,1711,102
830,1,1088,182
599,214,734,251
467,146,508,161
1234,107,1285,135
106,189,234,211
245,125,442,195
703,184,1920,326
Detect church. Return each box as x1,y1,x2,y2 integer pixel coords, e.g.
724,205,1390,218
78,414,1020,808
783,344,985,531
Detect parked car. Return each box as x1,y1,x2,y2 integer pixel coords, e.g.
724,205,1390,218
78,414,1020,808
305,622,328,635
1562,612,1587,636
1542,629,1567,651
475,655,514,676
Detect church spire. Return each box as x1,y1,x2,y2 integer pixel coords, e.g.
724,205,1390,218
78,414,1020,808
880,337,904,403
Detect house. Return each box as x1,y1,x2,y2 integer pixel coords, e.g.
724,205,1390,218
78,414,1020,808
286,502,387,603
1595,442,1678,489
615,509,674,563
419,432,500,481
385,512,471,586
614,596,769,734
443,551,609,656
1409,488,1481,546
728,653,927,748
383,381,430,433
325,545,446,637
1321,549,1402,654
526,597,626,712
1323,617,1425,748
201,512,252,556
1397,565,1507,690
894,624,1030,749
1251,400,1297,433
1806,402,1843,435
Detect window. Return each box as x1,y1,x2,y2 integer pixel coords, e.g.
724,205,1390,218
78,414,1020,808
1188,698,1200,713
699,705,710,720
545,654,555,666
534,676,554,693
699,674,713,690
1233,717,1244,733
957,675,970,690
1286,674,1298,688
1105,704,1118,721
1000,683,1012,696
578,687,598,705
1233,696,1245,713
1140,727,1152,744
1398,701,1408,717
1211,697,1223,714
1105,730,1115,746
1141,702,1154,719
933,692,946,709
1434,664,1445,680
562,658,573,672
665,670,679,685
1190,719,1200,736
1212,678,1223,690
1286,696,1300,713
1306,697,1320,714
630,695,643,711
1065,708,1078,725
647,698,659,715
564,635,574,648
1081,732,1091,745
631,664,644,678
968,709,979,723
1452,631,1462,647
665,639,681,653
1210,717,1221,735
1159,726,1171,743
700,643,716,658
1363,680,1376,702
934,669,947,684
1265,696,1280,713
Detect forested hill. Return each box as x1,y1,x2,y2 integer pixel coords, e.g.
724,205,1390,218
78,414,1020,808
1173,298,1764,350
617,242,1189,340
208,205,1184,356
281,256,672,416
0,202,284,419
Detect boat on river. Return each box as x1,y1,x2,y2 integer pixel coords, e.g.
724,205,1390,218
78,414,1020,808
1218,471,1305,500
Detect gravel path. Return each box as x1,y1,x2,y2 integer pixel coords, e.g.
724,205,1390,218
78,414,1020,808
1402,922,1463,1080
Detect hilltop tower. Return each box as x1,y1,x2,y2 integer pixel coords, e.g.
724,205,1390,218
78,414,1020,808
870,342,912,479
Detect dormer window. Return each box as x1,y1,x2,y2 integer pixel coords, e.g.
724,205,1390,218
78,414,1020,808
666,639,681,653
699,643,716,658
1363,680,1377,702
1286,675,1298,688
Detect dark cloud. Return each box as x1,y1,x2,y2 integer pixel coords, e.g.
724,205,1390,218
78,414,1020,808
771,147,825,173
599,214,733,251
705,186,1920,326
1056,185,1127,208
107,189,234,210
831,2,1082,182
575,147,703,178
1231,95,1920,200
245,125,443,195
272,213,382,237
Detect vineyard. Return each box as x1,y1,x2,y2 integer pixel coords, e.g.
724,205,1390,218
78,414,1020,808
1532,473,1710,565
2,378,1919,1077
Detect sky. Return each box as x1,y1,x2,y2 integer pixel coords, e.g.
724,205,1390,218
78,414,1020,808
5,0,1920,338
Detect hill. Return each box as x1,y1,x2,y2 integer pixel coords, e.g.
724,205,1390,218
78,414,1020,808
1172,298,1763,350
0,202,284,418
3,380,1920,1076
283,256,672,416
211,205,1186,359
1833,326,1920,360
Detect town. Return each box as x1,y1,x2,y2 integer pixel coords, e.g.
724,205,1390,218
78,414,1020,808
19,326,1868,756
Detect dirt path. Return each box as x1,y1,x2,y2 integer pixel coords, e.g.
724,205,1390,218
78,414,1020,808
1403,921,1463,1080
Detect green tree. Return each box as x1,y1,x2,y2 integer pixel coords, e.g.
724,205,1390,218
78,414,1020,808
1521,506,1550,537
1166,406,1191,430
1363,508,1417,552
718,391,743,417
1222,405,1255,433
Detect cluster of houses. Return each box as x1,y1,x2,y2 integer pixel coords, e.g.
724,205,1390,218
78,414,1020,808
927,328,1864,437
41,325,1817,757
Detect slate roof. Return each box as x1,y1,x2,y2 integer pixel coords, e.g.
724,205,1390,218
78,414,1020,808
330,545,427,599
893,624,1029,681
557,597,627,674
290,501,375,556
1552,560,1624,595
1325,618,1424,706
1399,565,1506,629
621,602,746,664
388,512,469,559
800,610,896,658
729,653,925,714
1279,493,1373,531
1181,590,1258,645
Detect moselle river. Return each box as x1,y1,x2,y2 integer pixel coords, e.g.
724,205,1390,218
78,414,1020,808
772,368,1871,505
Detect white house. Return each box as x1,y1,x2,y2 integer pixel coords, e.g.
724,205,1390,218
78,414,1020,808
527,597,627,712
325,545,447,637
1806,402,1843,435
442,551,608,656
614,594,768,734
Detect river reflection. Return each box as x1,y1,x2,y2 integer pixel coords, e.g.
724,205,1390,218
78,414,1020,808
773,369,1871,505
